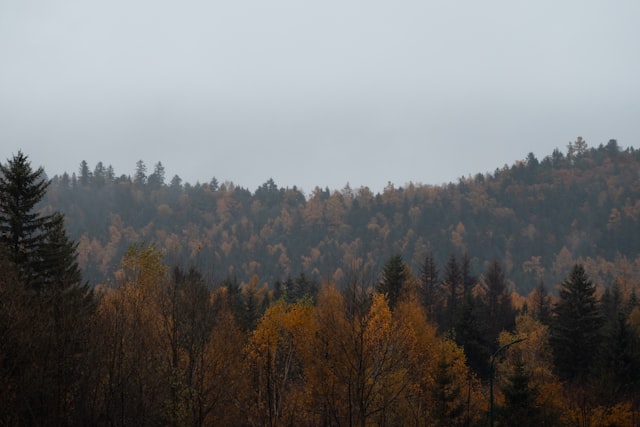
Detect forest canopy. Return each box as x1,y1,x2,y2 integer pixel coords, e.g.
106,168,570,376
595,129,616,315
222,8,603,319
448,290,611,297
41,139,640,295
1,144,640,425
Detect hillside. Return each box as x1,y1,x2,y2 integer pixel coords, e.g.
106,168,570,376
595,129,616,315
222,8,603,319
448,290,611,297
43,139,640,293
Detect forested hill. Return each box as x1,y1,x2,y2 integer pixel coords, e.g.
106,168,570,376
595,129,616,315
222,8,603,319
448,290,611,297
43,139,640,294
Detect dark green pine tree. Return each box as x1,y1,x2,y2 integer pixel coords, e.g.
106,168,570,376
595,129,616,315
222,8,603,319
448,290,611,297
454,293,490,378
532,279,552,325
482,259,515,340
0,151,94,425
376,254,408,310
594,311,640,403
38,213,86,291
440,254,463,332
419,251,439,320
0,151,55,288
550,264,604,383
500,356,543,427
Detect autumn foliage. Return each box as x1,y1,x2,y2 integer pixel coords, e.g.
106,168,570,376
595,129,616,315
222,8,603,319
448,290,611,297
3,144,640,425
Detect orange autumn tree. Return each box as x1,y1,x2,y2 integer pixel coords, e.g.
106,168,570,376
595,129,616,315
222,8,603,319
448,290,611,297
393,297,485,427
496,313,563,426
92,243,168,425
304,285,419,427
245,299,316,426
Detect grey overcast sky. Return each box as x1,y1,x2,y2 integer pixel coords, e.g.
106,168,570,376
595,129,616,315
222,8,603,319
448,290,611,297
1,1,639,193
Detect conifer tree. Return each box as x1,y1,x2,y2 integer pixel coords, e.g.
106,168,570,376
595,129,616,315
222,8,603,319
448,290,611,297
0,151,54,287
532,279,552,325
440,254,462,331
482,259,516,340
595,311,640,403
376,254,408,310
550,264,604,383
0,151,94,424
420,251,439,320
500,356,542,427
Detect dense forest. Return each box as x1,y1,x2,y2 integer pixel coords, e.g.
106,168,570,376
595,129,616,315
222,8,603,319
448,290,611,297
1,142,640,426
45,138,640,295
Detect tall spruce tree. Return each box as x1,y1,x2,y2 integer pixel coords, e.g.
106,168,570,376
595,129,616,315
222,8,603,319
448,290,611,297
595,311,640,403
550,264,604,383
0,151,94,424
532,279,552,325
420,251,439,320
500,356,543,427
482,259,515,340
440,254,463,332
0,151,56,288
376,254,408,310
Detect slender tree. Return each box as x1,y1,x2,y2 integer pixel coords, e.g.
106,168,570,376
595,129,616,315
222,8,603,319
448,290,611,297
440,254,462,332
419,251,439,320
531,279,552,325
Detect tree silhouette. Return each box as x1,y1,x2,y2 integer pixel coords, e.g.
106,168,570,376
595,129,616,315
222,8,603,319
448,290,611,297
550,264,604,383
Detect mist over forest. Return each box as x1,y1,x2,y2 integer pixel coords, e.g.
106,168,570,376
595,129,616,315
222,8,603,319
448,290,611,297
2,139,640,425
44,138,640,295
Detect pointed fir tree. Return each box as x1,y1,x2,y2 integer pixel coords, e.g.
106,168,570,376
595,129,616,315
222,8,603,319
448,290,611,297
550,264,604,383
532,279,552,325
0,151,94,425
0,151,56,289
500,356,543,427
440,254,463,332
454,293,491,378
482,260,516,344
420,251,439,320
376,254,408,310
594,311,640,403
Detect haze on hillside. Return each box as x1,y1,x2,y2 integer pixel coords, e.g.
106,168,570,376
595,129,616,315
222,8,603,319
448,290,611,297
2,1,639,192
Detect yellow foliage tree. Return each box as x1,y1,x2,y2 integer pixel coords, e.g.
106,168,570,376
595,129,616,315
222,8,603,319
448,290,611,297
245,300,316,426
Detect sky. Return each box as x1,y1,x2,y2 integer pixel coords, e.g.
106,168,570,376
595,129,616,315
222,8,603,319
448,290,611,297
2,1,639,194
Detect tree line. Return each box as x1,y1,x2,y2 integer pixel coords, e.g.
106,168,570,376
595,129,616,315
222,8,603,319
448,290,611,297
42,138,640,297
1,151,640,425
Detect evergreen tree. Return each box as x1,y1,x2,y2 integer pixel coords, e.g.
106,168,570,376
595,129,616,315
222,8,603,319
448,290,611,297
595,311,640,403
482,259,515,339
106,164,115,183
440,254,462,332
36,212,88,293
148,161,166,188
134,159,147,185
461,252,476,298
376,254,408,310
454,293,490,378
0,151,55,288
601,281,624,328
420,251,439,320
532,279,552,325
500,356,542,427
92,161,106,188
78,160,92,186
550,264,604,383
0,151,94,424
